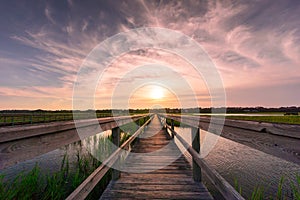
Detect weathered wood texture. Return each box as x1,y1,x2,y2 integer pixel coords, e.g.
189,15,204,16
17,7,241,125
165,125,244,200
0,115,148,170
112,127,121,180
0,115,147,143
66,116,153,200
192,127,201,182
161,114,300,165
100,116,213,200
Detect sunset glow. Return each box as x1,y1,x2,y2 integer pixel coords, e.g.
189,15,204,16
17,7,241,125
150,86,164,100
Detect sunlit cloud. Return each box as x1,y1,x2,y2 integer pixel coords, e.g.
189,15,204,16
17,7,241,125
0,0,299,109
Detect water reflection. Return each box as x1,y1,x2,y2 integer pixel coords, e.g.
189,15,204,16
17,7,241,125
0,130,115,182
174,127,300,199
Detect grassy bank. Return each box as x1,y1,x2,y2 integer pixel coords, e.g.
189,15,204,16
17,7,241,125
0,111,149,126
0,152,110,200
225,116,300,125
0,112,112,126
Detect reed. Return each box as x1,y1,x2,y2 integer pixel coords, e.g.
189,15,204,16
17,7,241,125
0,151,106,199
233,175,300,200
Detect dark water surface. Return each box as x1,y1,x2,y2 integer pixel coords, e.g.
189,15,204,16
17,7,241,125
0,130,112,182
175,127,300,199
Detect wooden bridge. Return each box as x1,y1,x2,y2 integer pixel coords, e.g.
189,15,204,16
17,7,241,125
1,112,300,199
65,114,243,200
100,115,213,199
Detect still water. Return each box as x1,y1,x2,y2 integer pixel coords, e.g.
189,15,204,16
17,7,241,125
0,130,113,182
175,127,300,199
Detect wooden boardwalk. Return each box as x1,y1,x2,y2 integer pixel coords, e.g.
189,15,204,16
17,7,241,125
100,116,213,200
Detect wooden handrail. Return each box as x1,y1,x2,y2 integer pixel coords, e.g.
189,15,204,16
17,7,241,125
165,124,245,200
0,114,148,143
66,115,153,200
161,113,300,139
158,114,300,165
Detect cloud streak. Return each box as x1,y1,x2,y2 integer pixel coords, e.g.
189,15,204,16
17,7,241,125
0,0,300,109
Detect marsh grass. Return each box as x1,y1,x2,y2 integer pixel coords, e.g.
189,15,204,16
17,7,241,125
0,164,41,199
225,116,300,125
166,118,189,127
251,185,265,200
234,177,242,195
291,175,300,200
0,112,113,126
0,152,105,200
234,175,300,200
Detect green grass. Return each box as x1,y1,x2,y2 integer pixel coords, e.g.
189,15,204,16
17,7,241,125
166,118,190,127
0,113,113,126
225,116,300,125
233,175,300,200
0,150,107,199
0,111,149,126
291,174,300,200
234,177,242,195
0,164,41,199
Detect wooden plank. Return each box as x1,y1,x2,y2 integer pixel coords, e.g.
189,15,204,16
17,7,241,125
166,125,245,200
100,115,213,200
0,114,148,143
66,116,153,200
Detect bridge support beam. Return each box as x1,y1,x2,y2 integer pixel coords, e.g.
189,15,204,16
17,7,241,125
112,127,120,180
192,127,201,182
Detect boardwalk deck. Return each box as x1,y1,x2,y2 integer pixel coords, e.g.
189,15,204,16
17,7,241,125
100,116,213,200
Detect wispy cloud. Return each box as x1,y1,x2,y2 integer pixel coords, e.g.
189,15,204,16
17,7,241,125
44,5,56,25
1,0,300,109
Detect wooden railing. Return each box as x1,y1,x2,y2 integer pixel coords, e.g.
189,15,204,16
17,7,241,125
0,114,150,170
159,115,245,200
159,114,300,165
66,115,153,200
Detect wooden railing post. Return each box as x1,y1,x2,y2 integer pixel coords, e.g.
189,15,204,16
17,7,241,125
192,127,201,182
112,127,120,180
171,119,175,138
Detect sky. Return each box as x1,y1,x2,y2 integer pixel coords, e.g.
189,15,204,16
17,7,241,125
0,0,300,110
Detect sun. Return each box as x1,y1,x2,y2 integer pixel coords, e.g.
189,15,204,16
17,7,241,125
150,86,164,99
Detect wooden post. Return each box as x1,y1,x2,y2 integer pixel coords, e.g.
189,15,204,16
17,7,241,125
112,127,120,180
171,119,175,138
192,127,201,182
